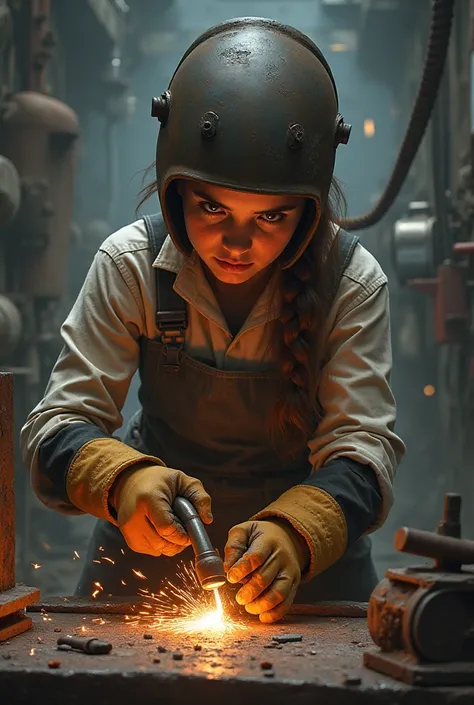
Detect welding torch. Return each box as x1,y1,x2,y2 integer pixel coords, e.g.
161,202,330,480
172,496,226,590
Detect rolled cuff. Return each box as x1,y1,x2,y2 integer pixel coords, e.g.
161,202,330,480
66,437,166,525
250,485,348,582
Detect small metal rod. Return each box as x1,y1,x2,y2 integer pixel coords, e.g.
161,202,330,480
56,636,112,654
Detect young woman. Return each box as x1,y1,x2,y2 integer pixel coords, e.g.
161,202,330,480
21,17,405,623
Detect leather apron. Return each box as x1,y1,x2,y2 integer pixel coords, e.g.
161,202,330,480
76,215,378,602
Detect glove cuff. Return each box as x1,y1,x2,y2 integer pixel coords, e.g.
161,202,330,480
66,437,165,524
250,485,348,582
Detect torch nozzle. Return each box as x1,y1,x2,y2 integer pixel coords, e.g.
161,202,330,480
172,496,226,590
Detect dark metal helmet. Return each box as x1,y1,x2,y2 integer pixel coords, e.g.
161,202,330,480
152,17,351,268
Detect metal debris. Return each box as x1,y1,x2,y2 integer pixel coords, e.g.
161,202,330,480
57,644,72,652
264,670,275,678
143,633,153,640
272,634,303,644
48,660,61,669
153,658,161,664
56,636,112,655
172,652,183,661
343,675,362,686
260,661,273,670
157,646,167,653
193,644,202,651
54,628,61,633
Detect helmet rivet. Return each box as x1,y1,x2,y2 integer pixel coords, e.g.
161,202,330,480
151,90,171,125
287,123,305,149
335,113,351,146
200,111,219,138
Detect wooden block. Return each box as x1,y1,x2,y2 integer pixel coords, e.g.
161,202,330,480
0,611,33,642
0,372,15,592
0,585,40,618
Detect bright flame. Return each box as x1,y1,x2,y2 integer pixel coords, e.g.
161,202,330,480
132,569,147,579
29,648,35,656
126,562,245,636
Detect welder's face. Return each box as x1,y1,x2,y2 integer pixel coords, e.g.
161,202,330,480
178,180,306,284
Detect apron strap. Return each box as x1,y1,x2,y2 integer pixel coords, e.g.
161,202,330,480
330,230,359,303
142,213,187,374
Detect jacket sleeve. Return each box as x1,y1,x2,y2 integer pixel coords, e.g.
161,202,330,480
307,280,404,526
20,246,161,517
252,280,406,580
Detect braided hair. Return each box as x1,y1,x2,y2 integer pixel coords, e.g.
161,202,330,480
270,179,345,455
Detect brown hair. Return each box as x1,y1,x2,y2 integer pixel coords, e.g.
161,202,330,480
137,170,345,456
272,181,345,455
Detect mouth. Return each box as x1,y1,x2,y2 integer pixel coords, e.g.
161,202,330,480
214,258,253,273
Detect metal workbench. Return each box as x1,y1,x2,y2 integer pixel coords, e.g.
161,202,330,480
1,604,473,705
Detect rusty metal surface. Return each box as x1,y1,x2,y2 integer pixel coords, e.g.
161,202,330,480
27,596,368,617
1,612,474,705
0,372,15,592
27,596,145,614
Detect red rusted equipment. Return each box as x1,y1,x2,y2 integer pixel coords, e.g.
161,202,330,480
365,493,474,686
0,373,39,641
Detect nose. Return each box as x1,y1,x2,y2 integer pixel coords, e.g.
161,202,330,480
221,227,252,256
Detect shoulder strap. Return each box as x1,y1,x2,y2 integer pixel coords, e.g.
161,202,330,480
330,230,359,305
142,213,187,373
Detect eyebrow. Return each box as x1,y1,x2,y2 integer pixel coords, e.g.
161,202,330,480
191,189,298,214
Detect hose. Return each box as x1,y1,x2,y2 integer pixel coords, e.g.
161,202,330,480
340,0,456,231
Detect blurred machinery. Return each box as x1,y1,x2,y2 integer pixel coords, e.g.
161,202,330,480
384,1,474,509
0,0,133,593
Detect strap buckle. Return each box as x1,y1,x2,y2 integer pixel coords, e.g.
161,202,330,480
155,310,187,373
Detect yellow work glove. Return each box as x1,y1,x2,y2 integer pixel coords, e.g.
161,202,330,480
65,436,213,556
110,464,213,557
224,518,310,623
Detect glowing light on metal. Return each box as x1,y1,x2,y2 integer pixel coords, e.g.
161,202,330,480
127,562,246,636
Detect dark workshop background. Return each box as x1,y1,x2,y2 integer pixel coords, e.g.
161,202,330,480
0,0,470,596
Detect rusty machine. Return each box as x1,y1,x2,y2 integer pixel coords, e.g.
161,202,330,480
366,493,474,686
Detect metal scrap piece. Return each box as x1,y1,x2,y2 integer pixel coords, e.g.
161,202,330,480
272,634,303,644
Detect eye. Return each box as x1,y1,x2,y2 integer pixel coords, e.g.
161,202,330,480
199,201,224,215
260,212,285,224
